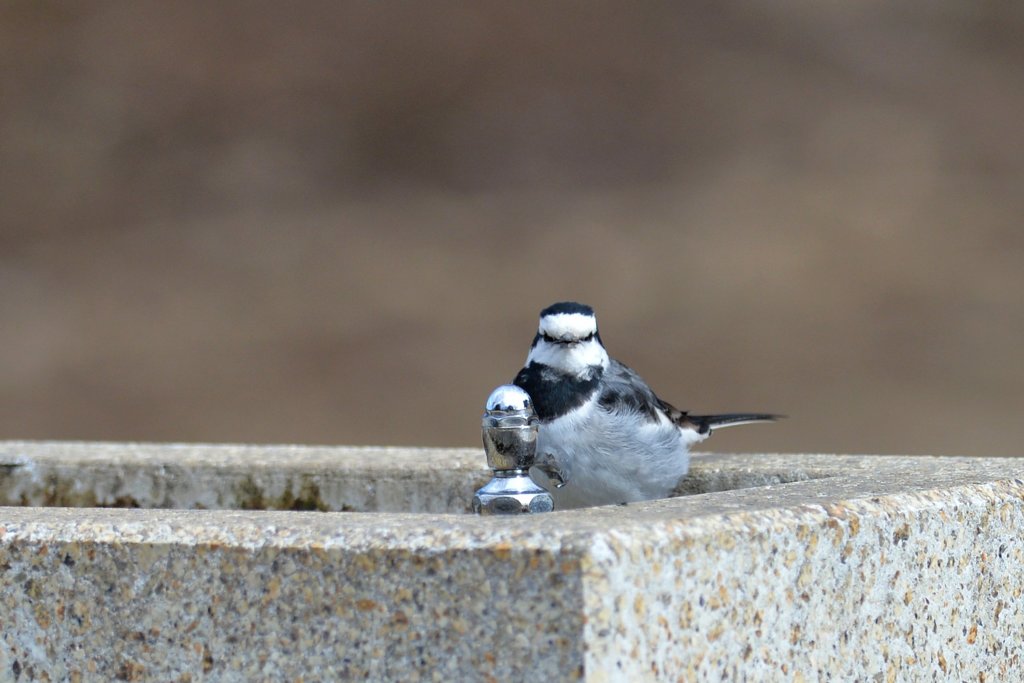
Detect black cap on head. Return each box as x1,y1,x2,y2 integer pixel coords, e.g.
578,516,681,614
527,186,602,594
540,301,594,318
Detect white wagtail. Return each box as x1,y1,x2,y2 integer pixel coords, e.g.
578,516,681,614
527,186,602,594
513,301,778,509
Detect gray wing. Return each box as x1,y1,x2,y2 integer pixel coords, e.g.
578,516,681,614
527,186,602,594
601,360,778,434
597,359,674,425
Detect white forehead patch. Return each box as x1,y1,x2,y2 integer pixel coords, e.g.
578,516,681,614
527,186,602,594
539,312,597,339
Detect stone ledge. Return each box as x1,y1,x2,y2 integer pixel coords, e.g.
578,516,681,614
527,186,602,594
1,442,1022,680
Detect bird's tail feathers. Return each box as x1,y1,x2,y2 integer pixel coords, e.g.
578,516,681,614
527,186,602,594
686,413,781,435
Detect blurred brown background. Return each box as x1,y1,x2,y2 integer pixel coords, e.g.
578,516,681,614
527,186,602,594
2,2,1022,456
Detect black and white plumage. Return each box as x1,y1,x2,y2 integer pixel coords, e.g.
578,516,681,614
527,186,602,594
513,302,777,509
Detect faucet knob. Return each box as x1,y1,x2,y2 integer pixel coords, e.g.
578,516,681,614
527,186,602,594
484,384,534,414
481,385,538,471
473,385,553,514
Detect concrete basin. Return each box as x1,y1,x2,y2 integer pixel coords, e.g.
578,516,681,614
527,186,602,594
1,441,1021,680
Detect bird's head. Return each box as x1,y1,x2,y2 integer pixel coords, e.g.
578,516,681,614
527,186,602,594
526,301,609,375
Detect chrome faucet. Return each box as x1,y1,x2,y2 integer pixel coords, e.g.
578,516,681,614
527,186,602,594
473,385,554,514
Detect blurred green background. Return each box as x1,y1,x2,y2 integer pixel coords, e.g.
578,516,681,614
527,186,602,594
2,2,1022,456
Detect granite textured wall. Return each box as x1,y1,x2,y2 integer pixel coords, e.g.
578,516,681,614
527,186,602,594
1,443,1022,680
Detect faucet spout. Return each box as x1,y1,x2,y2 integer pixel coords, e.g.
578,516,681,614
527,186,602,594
473,385,554,514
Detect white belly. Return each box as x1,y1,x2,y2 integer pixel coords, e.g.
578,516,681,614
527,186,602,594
529,399,703,509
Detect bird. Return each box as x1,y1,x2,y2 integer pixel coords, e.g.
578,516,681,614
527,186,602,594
512,301,778,509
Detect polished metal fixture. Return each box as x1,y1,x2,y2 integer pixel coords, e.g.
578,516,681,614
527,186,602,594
473,384,553,514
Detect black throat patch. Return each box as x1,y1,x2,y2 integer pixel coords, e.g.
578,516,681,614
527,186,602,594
512,362,602,421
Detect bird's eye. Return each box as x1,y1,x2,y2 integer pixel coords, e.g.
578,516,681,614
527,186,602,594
581,333,594,341
542,333,557,343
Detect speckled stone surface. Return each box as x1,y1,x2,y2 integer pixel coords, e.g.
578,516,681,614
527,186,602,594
1,442,1023,681
0,441,494,513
